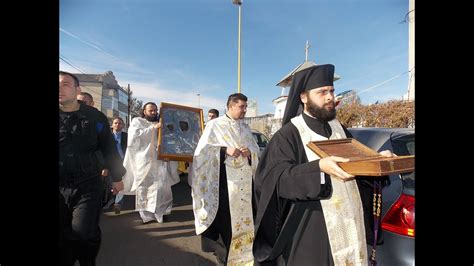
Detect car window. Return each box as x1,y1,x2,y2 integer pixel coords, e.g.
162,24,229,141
252,134,259,144
392,134,414,156
252,132,269,148
259,134,269,146
391,134,415,190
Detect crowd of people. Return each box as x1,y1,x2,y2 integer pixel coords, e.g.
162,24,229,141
59,66,395,265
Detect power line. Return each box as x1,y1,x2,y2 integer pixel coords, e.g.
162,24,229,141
357,70,408,95
399,9,415,24
59,54,131,96
60,54,85,74
59,54,133,126
340,68,413,103
59,55,98,92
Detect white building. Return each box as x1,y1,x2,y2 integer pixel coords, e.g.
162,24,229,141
246,100,258,117
272,95,288,119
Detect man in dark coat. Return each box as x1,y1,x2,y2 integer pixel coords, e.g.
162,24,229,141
110,117,128,214
253,64,392,265
60,71,126,266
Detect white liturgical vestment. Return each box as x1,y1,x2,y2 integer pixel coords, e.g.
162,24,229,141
122,117,173,218
192,115,259,266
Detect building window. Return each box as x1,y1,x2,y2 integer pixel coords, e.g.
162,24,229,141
119,90,128,104
112,97,118,110
119,111,128,122
102,97,112,109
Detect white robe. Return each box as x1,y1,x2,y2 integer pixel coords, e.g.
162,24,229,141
167,160,181,186
191,115,260,266
122,117,173,220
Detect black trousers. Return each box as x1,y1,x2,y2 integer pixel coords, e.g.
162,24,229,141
201,150,232,264
59,177,103,266
201,207,232,264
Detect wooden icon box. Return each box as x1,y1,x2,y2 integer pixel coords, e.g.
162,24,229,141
307,138,414,176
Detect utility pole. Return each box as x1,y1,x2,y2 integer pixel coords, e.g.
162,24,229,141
126,84,131,128
407,0,415,101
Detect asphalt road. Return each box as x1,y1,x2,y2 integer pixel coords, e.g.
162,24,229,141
96,174,218,266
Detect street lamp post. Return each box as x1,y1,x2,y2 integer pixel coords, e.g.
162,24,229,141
232,0,242,93
197,93,201,108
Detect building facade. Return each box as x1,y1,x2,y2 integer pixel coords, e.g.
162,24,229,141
335,90,360,107
75,71,129,126
246,100,258,117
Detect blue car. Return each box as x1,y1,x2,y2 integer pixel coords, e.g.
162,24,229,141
348,127,415,266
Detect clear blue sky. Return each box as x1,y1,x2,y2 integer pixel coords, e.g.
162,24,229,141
60,0,410,115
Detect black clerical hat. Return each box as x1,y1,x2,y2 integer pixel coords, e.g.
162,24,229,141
281,64,335,125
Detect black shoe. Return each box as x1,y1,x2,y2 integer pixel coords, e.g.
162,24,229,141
102,198,114,210
201,238,215,253
113,204,121,214
214,252,227,266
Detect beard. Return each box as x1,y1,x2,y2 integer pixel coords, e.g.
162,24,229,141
145,114,158,122
306,99,336,122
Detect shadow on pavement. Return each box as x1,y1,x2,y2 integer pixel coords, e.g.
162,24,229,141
97,174,217,266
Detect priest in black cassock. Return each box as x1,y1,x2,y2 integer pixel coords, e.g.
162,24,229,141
253,64,393,266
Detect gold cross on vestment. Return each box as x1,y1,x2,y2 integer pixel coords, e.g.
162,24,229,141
333,198,342,210
243,217,251,226
235,222,241,231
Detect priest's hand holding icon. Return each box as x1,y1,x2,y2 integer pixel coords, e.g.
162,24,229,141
379,150,396,157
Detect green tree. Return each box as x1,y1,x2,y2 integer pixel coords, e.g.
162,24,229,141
130,97,143,118
127,89,143,119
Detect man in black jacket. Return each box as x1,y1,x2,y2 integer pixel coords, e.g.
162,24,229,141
59,71,125,266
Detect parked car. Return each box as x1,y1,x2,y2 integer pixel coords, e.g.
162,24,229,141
252,130,269,154
348,127,415,266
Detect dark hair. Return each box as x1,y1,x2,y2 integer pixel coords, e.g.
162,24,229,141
208,108,219,116
59,71,80,87
141,102,158,118
112,117,124,123
226,93,248,108
79,92,93,101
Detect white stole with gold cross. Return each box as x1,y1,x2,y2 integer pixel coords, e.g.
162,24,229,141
291,114,368,266
191,115,259,266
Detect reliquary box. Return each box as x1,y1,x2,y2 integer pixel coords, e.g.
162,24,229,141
307,138,414,176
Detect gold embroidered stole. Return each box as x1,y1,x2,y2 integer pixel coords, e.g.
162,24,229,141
225,163,255,266
192,116,258,265
291,115,368,265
